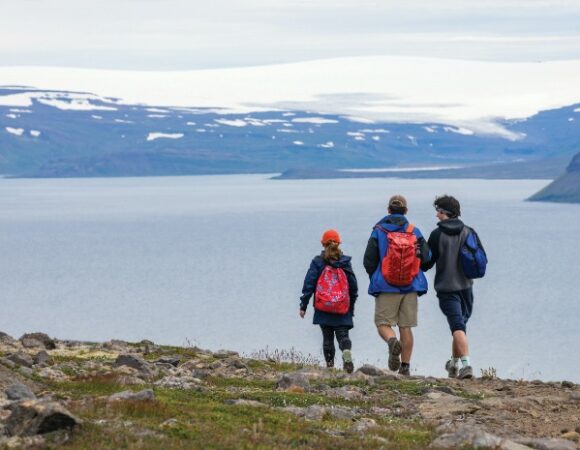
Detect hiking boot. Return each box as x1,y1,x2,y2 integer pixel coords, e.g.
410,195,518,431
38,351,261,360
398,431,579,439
342,350,354,374
343,361,354,374
457,365,473,380
445,359,458,379
398,364,410,376
387,338,402,371
325,360,334,369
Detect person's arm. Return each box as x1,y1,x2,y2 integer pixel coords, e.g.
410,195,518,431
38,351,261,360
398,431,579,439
300,258,322,312
421,229,439,271
413,228,432,265
363,233,380,277
417,236,431,264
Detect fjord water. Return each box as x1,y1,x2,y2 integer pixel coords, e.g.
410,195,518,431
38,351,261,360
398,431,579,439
1,175,578,382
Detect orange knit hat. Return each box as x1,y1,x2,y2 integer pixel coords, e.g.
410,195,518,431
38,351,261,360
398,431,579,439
321,229,341,245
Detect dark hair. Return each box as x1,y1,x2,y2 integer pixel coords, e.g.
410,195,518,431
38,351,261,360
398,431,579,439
433,195,461,218
323,241,342,262
388,206,408,215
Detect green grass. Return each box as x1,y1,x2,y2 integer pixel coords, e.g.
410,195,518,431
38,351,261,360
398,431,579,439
40,372,434,450
56,388,434,450
141,345,205,362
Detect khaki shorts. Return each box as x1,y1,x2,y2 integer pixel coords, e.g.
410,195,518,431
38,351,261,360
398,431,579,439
375,292,418,328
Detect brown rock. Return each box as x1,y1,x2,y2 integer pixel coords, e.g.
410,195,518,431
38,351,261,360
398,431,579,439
560,431,580,442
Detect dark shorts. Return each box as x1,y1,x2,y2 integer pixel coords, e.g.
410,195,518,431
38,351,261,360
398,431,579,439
437,288,473,334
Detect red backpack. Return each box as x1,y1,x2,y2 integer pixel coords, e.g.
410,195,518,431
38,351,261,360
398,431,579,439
375,224,420,287
314,265,350,315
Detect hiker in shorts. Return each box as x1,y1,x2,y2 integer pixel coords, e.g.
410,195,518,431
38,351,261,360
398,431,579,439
363,195,430,376
421,195,487,380
300,229,358,373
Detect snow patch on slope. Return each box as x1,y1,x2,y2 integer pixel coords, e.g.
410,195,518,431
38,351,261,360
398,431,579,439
2,57,580,139
146,132,184,141
5,127,24,136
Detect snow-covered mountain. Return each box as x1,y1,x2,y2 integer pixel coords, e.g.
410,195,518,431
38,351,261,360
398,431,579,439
1,57,580,178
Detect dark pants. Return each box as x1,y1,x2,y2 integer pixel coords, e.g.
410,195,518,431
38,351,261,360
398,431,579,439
437,288,474,334
320,325,352,363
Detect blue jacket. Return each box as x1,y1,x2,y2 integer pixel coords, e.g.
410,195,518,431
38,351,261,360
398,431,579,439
300,253,358,328
363,214,430,297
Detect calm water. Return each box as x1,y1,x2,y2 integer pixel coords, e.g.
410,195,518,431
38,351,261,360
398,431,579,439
1,175,578,382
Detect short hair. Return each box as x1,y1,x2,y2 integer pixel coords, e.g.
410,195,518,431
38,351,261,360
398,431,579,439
388,205,408,215
433,195,461,218
388,194,408,215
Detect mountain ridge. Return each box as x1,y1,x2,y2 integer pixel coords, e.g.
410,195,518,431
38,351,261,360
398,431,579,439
529,151,580,203
2,87,579,179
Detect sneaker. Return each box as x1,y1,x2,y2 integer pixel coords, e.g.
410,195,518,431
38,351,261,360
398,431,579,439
445,359,458,379
342,350,354,374
387,338,402,371
398,364,410,376
457,365,473,380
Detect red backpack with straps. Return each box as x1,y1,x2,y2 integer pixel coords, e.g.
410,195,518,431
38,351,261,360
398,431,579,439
314,265,350,315
375,223,420,287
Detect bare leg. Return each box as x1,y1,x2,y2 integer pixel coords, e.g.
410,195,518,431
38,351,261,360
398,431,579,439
377,325,396,342
399,327,414,364
452,330,469,357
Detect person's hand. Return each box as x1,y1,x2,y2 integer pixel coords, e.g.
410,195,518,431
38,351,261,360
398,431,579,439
299,310,306,319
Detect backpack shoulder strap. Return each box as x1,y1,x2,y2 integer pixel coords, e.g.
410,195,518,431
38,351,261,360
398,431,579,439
406,223,415,233
374,224,389,235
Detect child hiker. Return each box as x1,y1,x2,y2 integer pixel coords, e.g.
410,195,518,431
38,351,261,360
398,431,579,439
299,229,358,373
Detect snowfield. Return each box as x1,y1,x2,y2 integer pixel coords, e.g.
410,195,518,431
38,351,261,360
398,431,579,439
1,56,580,138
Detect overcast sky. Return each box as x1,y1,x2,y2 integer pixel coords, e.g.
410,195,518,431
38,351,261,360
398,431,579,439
1,0,580,70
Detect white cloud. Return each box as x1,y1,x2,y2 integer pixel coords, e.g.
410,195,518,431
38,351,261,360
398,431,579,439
0,0,579,68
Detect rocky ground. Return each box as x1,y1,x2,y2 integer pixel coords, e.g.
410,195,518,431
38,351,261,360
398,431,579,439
0,331,578,449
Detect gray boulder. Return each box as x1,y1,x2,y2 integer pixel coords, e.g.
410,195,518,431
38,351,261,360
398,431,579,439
224,357,248,370
0,331,15,343
327,406,358,420
350,418,377,433
516,437,577,450
5,383,36,401
113,354,154,377
155,356,182,367
431,426,531,450
19,367,33,377
304,405,326,420
0,358,17,369
102,339,130,351
21,338,45,349
356,364,386,377
224,399,266,407
276,373,310,391
19,333,56,350
108,389,155,402
33,351,51,366
214,350,239,359
7,352,34,368
5,400,81,436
